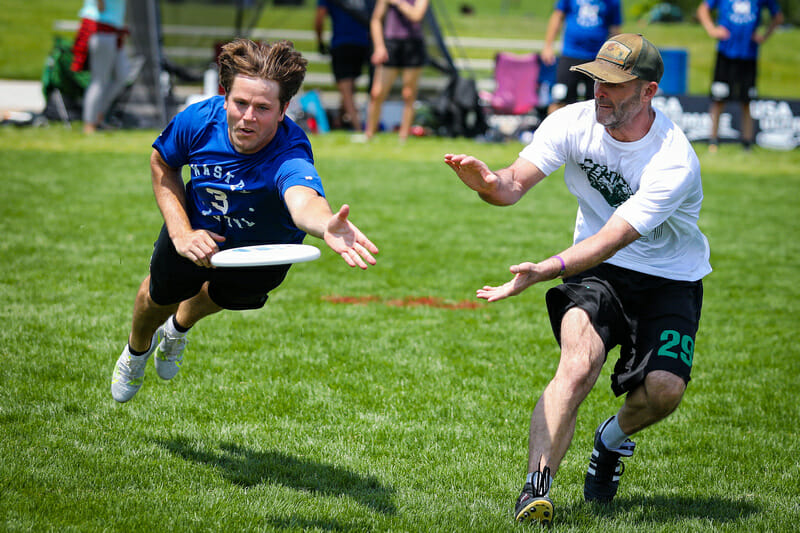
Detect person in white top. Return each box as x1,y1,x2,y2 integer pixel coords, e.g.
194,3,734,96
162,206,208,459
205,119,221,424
444,33,711,527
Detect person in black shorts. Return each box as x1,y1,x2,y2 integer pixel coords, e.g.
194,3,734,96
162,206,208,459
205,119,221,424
148,226,291,312
445,34,711,526
314,0,373,131
540,0,622,115
545,263,702,399
697,0,783,151
365,0,430,142
548,57,595,113
110,40,378,404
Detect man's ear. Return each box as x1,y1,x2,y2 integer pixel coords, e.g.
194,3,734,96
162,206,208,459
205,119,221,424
643,81,658,102
279,100,290,121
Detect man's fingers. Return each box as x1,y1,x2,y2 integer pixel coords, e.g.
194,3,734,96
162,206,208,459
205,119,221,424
342,249,368,270
208,231,226,243
355,241,378,262
336,204,351,222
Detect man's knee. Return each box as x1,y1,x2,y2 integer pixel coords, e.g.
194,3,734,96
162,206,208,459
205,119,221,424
644,371,686,416
553,308,606,396
135,276,157,308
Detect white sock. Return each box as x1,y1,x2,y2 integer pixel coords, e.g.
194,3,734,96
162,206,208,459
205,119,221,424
600,416,629,450
165,315,188,337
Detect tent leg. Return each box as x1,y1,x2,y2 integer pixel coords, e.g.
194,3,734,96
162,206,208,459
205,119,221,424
51,89,72,129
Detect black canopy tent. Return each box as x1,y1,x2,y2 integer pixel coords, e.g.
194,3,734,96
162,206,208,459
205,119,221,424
121,0,274,128
121,0,482,135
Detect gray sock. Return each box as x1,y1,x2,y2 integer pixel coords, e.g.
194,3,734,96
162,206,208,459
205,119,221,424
600,416,629,450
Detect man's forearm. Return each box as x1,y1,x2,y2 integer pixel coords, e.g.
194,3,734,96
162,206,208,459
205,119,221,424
151,150,192,239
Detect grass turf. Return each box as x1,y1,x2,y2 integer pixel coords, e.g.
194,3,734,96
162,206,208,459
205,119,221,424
1,127,799,531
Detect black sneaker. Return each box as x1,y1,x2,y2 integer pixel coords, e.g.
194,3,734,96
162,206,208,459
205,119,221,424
583,417,635,503
514,466,554,526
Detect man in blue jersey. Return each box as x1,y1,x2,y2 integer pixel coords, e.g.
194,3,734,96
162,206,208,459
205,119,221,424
111,39,379,403
541,0,622,115
314,0,373,131
697,0,783,151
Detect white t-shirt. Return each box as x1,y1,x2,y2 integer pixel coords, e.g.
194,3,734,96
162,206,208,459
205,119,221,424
519,100,711,281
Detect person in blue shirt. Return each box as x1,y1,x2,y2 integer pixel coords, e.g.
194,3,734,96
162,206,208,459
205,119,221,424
111,39,379,403
697,0,783,151
541,0,622,115
314,0,373,131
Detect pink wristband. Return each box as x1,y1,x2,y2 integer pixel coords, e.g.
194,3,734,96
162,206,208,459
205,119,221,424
551,255,566,277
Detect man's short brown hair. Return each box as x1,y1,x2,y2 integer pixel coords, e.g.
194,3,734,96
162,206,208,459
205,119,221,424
217,39,307,107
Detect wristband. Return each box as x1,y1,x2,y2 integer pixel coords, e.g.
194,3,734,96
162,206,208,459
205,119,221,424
551,255,566,278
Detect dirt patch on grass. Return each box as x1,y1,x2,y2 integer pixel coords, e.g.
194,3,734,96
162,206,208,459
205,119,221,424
323,295,483,310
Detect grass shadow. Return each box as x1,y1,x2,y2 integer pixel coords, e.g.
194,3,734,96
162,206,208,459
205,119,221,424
155,437,396,516
564,494,760,523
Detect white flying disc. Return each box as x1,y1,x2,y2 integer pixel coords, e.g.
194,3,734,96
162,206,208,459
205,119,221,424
211,244,320,268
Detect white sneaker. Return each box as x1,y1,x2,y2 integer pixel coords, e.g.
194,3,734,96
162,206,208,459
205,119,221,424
111,330,158,403
154,317,188,380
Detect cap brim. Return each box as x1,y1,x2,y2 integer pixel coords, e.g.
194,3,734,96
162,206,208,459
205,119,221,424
570,60,638,84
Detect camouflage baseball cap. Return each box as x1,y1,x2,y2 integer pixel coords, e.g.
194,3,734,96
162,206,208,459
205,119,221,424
570,33,664,84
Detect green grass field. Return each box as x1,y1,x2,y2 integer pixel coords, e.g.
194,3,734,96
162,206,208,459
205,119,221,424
1,125,799,531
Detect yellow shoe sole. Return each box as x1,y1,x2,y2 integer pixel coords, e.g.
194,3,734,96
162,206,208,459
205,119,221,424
515,496,553,527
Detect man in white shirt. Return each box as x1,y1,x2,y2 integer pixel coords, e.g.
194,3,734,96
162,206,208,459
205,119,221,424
444,33,710,527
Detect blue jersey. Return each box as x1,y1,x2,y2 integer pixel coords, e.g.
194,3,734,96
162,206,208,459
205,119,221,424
318,0,371,48
153,96,325,249
705,0,781,60
555,0,622,60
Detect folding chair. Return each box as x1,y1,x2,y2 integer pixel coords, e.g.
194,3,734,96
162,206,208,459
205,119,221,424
483,51,540,115
41,36,90,126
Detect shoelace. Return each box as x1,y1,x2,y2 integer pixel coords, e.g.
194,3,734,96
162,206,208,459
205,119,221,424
161,334,187,358
120,353,147,378
534,466,551,497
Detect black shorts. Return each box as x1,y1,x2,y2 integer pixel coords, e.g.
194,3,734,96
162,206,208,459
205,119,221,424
148,225,290,311
331,44,371,81
545,263,703,396
384,38,426,68
710,51,757,103
551,55,594,104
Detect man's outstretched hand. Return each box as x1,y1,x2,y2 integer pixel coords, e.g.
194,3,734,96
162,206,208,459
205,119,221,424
324,204,379,269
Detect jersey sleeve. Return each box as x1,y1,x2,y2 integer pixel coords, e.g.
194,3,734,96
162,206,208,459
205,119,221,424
276,156,326,199
518,108,570,176
152,99,218,169
152,110,195,169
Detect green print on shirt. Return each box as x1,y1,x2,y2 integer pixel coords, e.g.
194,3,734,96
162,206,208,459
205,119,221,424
578,158,633,207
